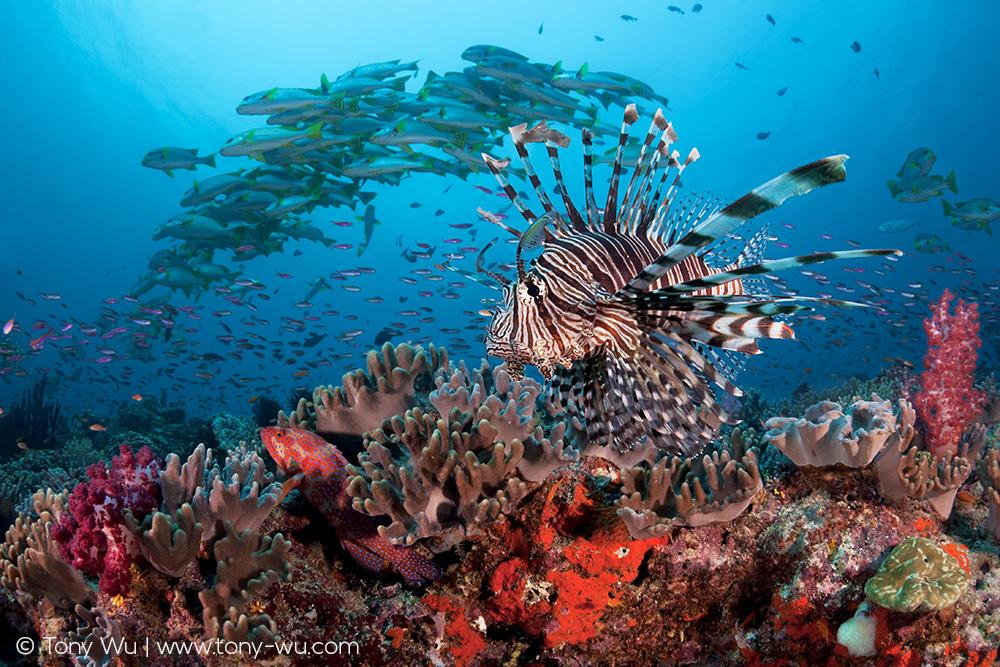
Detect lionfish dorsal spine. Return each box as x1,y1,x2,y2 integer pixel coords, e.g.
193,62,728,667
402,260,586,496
618,109,670,230
618,109,667,222
624,123,674,237
481,152,537,228
602,104,640,232
581,128,600,230
545,139,587,231
509,123,557,216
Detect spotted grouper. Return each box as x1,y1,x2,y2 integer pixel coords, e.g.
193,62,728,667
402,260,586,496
260,426,440,583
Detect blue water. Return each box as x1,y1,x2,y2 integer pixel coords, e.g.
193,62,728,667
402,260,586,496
1,1,998,417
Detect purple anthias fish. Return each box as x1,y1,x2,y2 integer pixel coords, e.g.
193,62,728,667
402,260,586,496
260,426,440,583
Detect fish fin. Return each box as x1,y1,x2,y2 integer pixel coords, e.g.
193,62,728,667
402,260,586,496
649,248,900,296
320,72,330,93
551,60,563,77
941,200,953,216
305,121,324,139
886,180,899,197
389,76,407,92
204,154,216,168
357,191,377,205
164,169,173,178
945,170,958,194
618,155,849,298
602,104,640,232
276,473,304,504
341,534,441,582
576,62,589,78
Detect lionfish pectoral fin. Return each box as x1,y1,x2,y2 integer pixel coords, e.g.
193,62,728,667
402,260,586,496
618,155,851,297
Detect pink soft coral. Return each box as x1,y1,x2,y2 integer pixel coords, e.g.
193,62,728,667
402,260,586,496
913,289,985,455
51,445,160,596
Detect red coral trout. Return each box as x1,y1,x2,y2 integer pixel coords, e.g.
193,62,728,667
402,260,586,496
260,426,440,583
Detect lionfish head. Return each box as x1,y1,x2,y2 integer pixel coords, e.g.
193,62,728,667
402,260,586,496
485,268,587,381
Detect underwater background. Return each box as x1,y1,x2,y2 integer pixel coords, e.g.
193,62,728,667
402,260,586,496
1,1,999,665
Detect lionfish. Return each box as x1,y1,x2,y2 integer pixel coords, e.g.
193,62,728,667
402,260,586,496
471,104,900,457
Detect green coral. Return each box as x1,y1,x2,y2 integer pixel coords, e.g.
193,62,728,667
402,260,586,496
864,537,968,613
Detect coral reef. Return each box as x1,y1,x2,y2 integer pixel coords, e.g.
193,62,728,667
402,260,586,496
864,537,969,612
1,489,92,609
0,435,102,524
198,521,291,642
1,348,998,665
764,395,906,468
616,429,763,538
980,447,1000,540
876,419,985,520
51,445,160,596
211,412,259,452
279,342,448,437
348,406,532,552
914,289,986,455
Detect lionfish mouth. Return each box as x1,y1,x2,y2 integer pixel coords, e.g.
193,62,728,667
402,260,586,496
473,104,901,458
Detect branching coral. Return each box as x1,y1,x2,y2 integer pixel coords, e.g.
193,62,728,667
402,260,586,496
125,442,282,573
348,407,531,552
914,290,986,455
616,429,763,539
979,447,1000,540
51,445,160,596
347,356,578,552
279,342,449,436
125,503,204,577
68,603,123,666
191,442,282,541
765,395,908,468
875,408,985,519
1,489,92,608
430,361,578,482
864,537,968,612
198,522,291,642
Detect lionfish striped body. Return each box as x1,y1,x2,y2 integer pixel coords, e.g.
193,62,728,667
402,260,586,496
476,105,899,456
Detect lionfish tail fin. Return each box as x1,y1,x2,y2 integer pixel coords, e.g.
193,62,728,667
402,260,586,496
619,154,850,297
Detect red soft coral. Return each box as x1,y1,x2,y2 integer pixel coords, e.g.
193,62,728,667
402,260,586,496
913,289,985,455
51,445,160,596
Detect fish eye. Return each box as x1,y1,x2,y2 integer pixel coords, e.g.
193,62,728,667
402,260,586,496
526,283,540,298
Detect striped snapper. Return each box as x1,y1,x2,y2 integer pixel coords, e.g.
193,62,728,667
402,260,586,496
475,104,901,457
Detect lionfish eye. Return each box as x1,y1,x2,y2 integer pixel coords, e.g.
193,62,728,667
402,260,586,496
526,283,540,298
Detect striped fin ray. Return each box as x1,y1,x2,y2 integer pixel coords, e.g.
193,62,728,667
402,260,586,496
659,331,743,397
636,149,681,238
476,206,523,239
545,140,586,231
603,104,640,232
696,342,749,388
651,248,902,296
649,148,701,235
635,337,737,448
704,223,770,269
617,109,669,226
581,129,600,230
481,153,538,226
623,120,679,236
619,154,850,297
509,123,558,215
657,195,719,247
632,292,880,314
